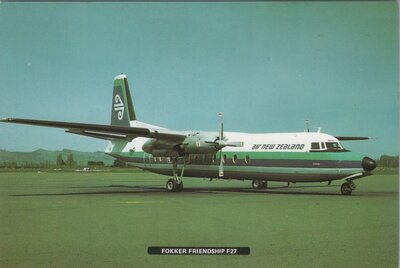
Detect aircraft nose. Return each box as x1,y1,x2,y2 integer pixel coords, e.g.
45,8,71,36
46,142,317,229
362,157,376,172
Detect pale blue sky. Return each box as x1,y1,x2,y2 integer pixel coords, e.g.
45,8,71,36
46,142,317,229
0,2,398,158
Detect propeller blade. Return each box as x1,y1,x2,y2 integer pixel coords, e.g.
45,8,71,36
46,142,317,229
218,112,223,140
219,150,224,177
226,141,244,147
217,112,224,177
335,136,369,141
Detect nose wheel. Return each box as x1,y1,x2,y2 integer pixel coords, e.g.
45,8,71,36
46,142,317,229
341,180,356,195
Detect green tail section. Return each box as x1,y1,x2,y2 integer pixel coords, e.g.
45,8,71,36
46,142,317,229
111,74,136,126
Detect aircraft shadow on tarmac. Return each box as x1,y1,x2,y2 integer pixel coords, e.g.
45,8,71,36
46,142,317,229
9,184,384,197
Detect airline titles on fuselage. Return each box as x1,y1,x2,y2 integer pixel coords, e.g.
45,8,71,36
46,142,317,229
251,143,305,150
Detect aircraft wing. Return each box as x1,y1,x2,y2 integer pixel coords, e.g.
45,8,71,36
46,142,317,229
0,118,187,142
335,136,369,141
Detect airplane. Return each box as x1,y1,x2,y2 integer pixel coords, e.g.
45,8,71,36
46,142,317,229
0,74,377,195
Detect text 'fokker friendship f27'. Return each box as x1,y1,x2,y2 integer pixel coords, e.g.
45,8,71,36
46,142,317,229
1,74,376,195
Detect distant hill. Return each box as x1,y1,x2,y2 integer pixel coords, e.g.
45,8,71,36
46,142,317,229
0,149,114,166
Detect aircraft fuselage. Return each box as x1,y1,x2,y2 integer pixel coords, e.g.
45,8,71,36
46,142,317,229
106,128,372,183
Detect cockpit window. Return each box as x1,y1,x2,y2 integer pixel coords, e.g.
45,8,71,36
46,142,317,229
310,141,347,152
326,142,343,151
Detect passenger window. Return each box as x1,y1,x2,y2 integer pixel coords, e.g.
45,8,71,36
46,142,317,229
223,154,227,163
311,142,320,150
245,155,251,164
321,142,326,149
232,154,238,164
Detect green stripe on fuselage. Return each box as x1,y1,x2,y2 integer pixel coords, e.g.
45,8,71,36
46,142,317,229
114,150,363,162
108,150,364,182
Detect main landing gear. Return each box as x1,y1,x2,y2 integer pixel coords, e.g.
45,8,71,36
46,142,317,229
340,179,356,195
251,180,267,189
166,157,185,192
166,178,183,192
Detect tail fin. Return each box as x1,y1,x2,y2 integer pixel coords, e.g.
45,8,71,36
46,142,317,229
111,74,136,126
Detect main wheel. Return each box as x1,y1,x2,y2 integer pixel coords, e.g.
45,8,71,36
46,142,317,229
252,180,267,189
341,182,353,195
166,179,178,192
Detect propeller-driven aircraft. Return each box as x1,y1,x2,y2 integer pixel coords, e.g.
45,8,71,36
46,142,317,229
1,74,376,195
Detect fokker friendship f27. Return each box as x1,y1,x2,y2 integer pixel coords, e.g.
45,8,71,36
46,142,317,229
1,74,376,195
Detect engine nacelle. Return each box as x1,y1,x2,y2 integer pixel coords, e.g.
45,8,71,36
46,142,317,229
142,133,220,157
142,139,181,156
179,136,219,154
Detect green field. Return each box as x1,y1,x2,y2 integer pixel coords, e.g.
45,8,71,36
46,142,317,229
0,171,398,268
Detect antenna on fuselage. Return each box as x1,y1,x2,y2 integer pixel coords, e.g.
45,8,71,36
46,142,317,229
305,119,310,132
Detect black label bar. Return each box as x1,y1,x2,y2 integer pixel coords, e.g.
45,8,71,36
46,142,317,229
148,247,250,255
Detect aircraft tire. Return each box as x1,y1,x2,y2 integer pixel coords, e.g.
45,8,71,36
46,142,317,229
166,179,178,192
252,180,267,189
340,182,353,195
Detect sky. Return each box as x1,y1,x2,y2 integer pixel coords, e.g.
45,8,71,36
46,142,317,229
0,2,398,158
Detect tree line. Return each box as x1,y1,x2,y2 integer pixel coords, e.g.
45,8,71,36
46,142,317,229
376,155,399,168
0,153,108,169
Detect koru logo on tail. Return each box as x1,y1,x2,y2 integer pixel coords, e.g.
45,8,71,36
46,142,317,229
114,94,125,120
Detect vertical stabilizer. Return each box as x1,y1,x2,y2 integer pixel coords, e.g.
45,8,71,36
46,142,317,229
111,74,136,126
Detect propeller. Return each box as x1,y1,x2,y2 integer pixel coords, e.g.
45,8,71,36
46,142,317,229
205,112,243,177
218,112,224,177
